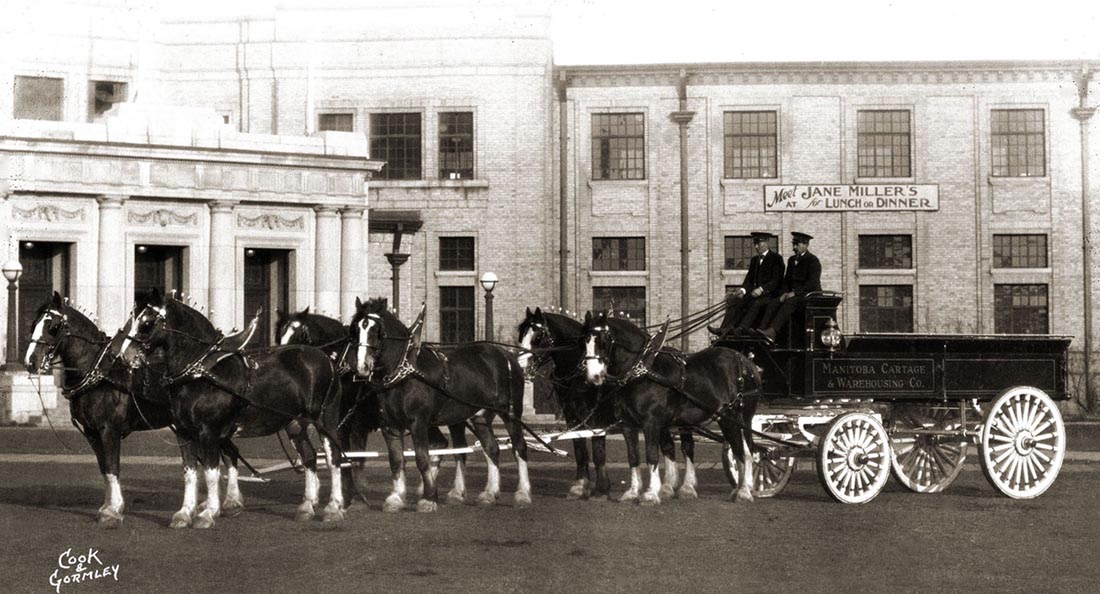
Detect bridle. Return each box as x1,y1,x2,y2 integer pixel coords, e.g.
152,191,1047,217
355,312,418,385
30,309,109,375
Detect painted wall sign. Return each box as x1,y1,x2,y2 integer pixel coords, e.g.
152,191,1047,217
813,358,936,393
764,184,939,212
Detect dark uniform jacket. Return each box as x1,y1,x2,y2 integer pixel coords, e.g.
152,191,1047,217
741,250,786,298
782,251,822,296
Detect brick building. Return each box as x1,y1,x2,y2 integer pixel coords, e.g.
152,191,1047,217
3,0,1099,416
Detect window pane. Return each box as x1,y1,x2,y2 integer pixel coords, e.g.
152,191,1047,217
723,235,779,269
592,237,646,271
991,109,1045,177
994,284,1048,334
14,76,63,121
440,286,475,343
992,234,1048,268
593,286,646,325
371,113,422,180
318,113,354,132
857,110,911,177
439,237,475,271
723,111,778,178
591,113,645,180
439,111,474,180
859,285,913,333
858,235,912,269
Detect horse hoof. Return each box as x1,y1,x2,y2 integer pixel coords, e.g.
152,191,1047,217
169,511,192,529
566,487,590,500
731,489,755,503
382,496,405,513
618,492,639,504
416,499,438,513
193,511,216,530
322,504,345,523
96,511,123,529
514,493,532,509
447,491,466,505
640,493,661,506
658,485,675,500
476,492,498,506
222,500,244,518
589,493,611,502
677,485,699,499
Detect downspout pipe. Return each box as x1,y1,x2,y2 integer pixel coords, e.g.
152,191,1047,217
558,72,570,310
671,69,696,351
1073,65,1096,412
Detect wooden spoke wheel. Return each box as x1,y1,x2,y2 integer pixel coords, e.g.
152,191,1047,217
722,444,795,499
817,412,891,504
889,405,969,493
979,386,1065,499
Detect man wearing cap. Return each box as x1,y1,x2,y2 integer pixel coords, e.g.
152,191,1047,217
708,232,785,337
755,232,822,344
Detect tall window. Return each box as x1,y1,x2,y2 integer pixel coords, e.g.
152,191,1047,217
724,235,778,270
993,234,1048,268
439,111,474,180
858,235,913,269
992,109,1045,177
857,110,911,177
859,285,913,333
994,284,1048,334
134,245,184,310
592,113,645,180
440,286,475,344
723,111,778,178
439,237,475,271
593,287,646,324
14,76,63,121
89,81,126,120
318,113,354,132
592,237,645,271
371,113,422,180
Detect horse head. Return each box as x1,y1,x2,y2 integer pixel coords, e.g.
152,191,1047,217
580,311,649,386
24,292,104,374
350,297,417,379
516,306,552,374
276,306,313,345
119,289,217,370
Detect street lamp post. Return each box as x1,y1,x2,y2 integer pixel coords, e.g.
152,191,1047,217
3,260,24,371
480,272,498,342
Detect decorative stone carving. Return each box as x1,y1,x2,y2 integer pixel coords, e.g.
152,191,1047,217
127,208,199,227
237,212,305,230
12,204,86,223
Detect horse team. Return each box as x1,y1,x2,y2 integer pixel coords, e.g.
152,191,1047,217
23,290,761,529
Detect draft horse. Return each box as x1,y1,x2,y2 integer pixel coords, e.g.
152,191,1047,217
351,297,531,512
119,290,346,528
581,311,761,504
517,307,615,499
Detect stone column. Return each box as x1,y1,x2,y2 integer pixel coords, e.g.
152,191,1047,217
208,201,237,331
96,195,127,328
340,207,366,320
313,206,342,316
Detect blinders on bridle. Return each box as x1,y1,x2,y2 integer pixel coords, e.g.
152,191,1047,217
126,305,168,353
584,323,617,368
356,312,412,361
29,309,69,373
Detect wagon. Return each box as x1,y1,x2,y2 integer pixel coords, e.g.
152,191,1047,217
716,292,1071,504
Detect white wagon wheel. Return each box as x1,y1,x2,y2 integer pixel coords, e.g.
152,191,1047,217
979,386,1065,499
889,404,969,493
817,412,891,504
722,443,795,499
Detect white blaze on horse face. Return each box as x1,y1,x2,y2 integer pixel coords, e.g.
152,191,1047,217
584,334,606,385
355,318,375,376
23,314,48,369
518,327,535,370
279,321,301,345
119,312,141,363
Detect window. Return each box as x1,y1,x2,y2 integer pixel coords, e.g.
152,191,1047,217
439,111,474,180
858,235,912,269
592,113,645,180
994,284,1048,334
440,286,475,344
723,111,777,178
592,237,645,271
992,109,1045,177
857,110,911,177
318,113,354,132
14,76,63,121
593,287,646,324
439,237,475,271
89,81,126,120
859,285,913,333
371,113,422,180
723,235,778,270
993,234,1048,268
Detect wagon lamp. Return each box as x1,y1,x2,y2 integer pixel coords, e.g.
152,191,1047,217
480,272,498,342
821,318,842,352
3,259,24,370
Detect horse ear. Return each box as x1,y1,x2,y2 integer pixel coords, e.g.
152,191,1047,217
526,306,533,317
51,291,63,306
584,311,592,324
302,306,310,315
355,296,363,309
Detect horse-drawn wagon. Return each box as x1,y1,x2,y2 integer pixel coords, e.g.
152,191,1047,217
717,292,1071,504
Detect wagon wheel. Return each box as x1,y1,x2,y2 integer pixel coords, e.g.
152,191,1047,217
979,386,1065,499
722,444,795,499
817,412,891,504
889,404,969,493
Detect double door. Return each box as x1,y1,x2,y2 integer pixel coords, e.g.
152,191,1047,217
243,249,290,347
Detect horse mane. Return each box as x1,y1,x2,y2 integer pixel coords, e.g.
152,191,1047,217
304,312,348,338
605,317,649,351
165,296,220,341
543,312,583,339
60,301,105,338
